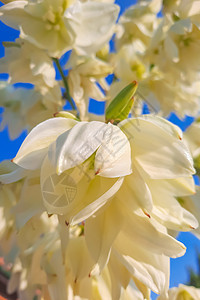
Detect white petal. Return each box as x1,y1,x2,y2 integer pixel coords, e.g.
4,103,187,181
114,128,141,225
66,236,94,280
119,116,195,179
71,177,124,225
41,155,123,222
122,211,186,258
48,121,109,175
147,178,198,231
118,167,153,213
85,200,123,276
94,123,132,177
0,1,27,30
108,253,131,300
113,238,169,294
42,244,68,300
164,35,179,63
12,174,45,229
65,2,119,54
14,117,77,170
0,160,28,184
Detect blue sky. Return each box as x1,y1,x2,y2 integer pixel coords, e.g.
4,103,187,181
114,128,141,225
0,0,200,299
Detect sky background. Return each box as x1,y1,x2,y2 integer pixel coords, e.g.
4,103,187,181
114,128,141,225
0,0,200,299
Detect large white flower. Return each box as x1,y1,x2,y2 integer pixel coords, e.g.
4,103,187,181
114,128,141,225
12,117,132,223
0,0,119,57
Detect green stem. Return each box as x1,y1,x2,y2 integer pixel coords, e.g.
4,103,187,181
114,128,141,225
52,57,76,111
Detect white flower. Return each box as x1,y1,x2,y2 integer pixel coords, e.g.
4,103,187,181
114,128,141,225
0,39,56,88
0,82,63,139
66,51,113,120
0,0,119,57
10,114,196,297
0,82,40,139
116,0,162,50
10,117,131,229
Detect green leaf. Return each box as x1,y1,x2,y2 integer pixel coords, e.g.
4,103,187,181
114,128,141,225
105,81,138,123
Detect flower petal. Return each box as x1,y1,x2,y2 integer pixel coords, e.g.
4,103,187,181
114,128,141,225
94,123,132,177
41,155,123,222
0,160,28,184
48,121,110,175
14,117,77,170
65,2,119,55
85,200,123,276
119,116,195,179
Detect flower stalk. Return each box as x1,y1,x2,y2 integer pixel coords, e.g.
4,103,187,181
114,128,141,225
52,57,76,111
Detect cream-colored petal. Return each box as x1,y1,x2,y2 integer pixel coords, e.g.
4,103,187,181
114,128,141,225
71,177,124,225
0,1,27,30
95,123,132,177
14,117,77,170
65,2,119,54
119,116,194,179
85,200,123,276
12,174,45,229
41,155,123,223
48,121,109,175
117,167,153,213
0,160,28,184
66,236,94,281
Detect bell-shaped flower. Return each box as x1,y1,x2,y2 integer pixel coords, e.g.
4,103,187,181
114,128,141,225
80,115,196,296
13,117,132,224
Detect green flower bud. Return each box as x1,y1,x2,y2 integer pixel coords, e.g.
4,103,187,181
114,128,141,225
106,81,138,123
